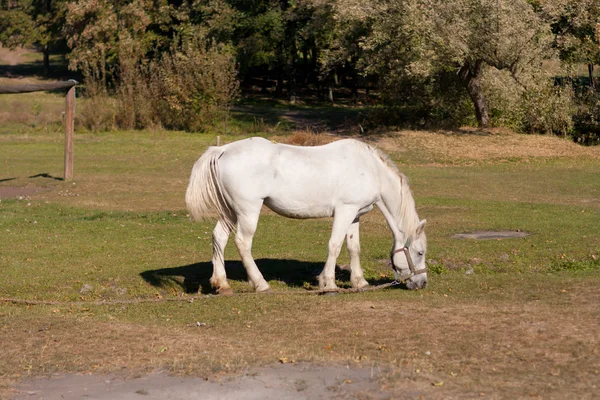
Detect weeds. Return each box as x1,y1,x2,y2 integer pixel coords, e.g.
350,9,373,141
550,257,600,272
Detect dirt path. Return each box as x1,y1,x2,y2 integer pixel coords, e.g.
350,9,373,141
0,187,49,199
13,363,395,400
0,46,29,66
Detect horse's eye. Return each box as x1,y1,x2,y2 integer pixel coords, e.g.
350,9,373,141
418,251,425,256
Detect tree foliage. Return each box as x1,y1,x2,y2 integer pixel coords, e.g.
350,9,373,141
1,0,67,74
333,0,558,128
4,0,599,138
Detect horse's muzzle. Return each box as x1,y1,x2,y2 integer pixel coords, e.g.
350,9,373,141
405,275,427,290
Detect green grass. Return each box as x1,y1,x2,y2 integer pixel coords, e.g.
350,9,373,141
0,90,67,135
1,192,598,303
0,127,598,302
1,123,600,398
0,125,600,300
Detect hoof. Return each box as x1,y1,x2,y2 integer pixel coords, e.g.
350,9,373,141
254,280,271,293
217,287,234,296
352,279,369,291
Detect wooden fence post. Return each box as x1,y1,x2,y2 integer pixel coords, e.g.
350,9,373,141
0,80,78,181
64,86,75,181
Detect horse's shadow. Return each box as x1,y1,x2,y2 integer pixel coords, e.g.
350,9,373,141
140,259,338,294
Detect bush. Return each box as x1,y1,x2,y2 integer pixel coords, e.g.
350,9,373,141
77,36,239,132
114,43,159,130
482,67,574,136
370,71,474,129
481,68,526,130
571,90,600,145
78,59,118,132
148,38,239,132
520,84,573,136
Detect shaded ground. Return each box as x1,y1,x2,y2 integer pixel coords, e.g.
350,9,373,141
13,363,392,400
231,103,365,134
0,45,71,80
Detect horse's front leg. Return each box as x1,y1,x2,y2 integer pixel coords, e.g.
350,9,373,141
346,218,369,290
319,207,359,291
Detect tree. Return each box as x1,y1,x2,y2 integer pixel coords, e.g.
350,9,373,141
538,0,600,88
335,0,554,127
0,0,67,75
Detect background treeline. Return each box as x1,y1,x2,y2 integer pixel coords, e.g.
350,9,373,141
2,0,600,143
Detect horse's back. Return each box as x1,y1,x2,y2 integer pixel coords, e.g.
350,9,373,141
216,137,380,218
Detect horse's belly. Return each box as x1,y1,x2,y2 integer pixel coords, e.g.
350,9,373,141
263,197,333,219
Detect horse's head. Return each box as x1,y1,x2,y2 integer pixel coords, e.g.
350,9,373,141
391,219,427,290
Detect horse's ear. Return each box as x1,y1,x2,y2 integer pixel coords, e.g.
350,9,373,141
416,219,427,236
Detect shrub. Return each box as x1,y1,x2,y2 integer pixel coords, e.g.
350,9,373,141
367,71,474,130
114,43,159,130
481,67,574,136
77,60,118,132
284,131,335,146
520,84,574,136
147,38,239,132
571,90,600,145
77,35,239,132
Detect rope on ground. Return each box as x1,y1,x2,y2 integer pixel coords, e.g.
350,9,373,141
0,282,401,307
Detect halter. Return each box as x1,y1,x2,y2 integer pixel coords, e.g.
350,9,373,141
390,237,427,283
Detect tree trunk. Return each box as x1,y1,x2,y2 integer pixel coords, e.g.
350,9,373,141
349,55,358,100
42,44,50,76
288,32,297,104
261,75,268,94
588,63,595,89
458,60,490,128
302,47,309,85
310,46,319,85
275,68,284,97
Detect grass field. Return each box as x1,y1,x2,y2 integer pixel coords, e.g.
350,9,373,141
1,89,600,398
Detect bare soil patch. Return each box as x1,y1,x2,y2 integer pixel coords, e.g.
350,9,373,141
452,231,530,240
13,363,388,400
0,186,48,199
0,46,30,67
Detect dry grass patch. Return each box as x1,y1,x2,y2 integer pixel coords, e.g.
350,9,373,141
378,128,600,165
2,281,599,399
274,131,339,146
0,77,67,133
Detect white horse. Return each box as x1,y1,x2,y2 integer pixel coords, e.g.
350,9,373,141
185,137,427,294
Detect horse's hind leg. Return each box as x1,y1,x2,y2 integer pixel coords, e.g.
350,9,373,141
346,218,369,290
234,204,271,293
211,219,234,295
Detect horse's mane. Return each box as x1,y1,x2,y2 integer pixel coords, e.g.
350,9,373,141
368,144,420,235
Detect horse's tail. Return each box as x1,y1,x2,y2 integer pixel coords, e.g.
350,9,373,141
185,146,235,231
